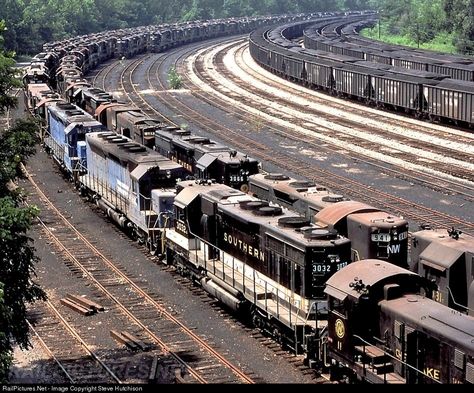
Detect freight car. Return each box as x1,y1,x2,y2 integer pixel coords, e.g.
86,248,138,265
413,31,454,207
164,179,352,350
251,21,474,127
306,16,474,82
325,260,474,384
249,173,409,267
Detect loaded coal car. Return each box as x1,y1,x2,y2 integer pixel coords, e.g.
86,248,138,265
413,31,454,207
154,127,259,191
423,79,474,125
325,260,474,384
410,227,474,314
165,180,352,351
80,132,187,251
370,72,440,112
45,102,104,174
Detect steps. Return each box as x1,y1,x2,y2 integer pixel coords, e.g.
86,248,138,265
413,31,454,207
355,345,394,375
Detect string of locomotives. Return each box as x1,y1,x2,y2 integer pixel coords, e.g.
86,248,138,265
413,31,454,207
23,11,474,384
249,13,474,127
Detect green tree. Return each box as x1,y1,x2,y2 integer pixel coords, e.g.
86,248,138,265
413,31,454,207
0,21,19,113
446,0,474,53
0,23,45,381
0,196,44,383
0,119,45,383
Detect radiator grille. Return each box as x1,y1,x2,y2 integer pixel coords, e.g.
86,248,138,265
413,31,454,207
454,349,465,369
466,363,474,384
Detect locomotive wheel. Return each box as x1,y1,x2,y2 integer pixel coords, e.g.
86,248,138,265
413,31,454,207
272,327,283,345
252,311,264,330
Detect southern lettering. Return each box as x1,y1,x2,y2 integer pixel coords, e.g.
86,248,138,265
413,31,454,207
223,232,265,262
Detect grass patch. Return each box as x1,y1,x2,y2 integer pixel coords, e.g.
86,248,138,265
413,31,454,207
361,26,457,54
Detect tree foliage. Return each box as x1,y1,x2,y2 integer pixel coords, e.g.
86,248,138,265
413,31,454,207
0,21,19,114
0,24,45,382
366,0,474,53
2,0,474,55
444,0,474,53
0,119,45,382
2,0,366,54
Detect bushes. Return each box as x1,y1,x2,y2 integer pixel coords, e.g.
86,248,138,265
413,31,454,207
168,67,183,89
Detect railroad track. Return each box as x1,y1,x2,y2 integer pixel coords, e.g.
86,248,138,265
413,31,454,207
113,41,474,235
193,40,474,189
226,42,474,184
161,265,331,384
27,300,122,384
0,88,21,130
21,164,257,384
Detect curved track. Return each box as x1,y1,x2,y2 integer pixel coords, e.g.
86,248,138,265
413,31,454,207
94,38,474,235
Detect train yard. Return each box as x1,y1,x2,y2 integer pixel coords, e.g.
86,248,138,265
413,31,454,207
11,141,324,383
12,12,474,384
93,38,474,232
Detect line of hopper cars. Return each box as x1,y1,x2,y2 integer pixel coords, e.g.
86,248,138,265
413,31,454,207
306,15,474,82
249,15,474,127
22,12,474,383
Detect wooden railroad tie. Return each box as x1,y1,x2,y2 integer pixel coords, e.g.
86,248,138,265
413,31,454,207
174,368,185,384
60,294,105,316
110,330,150,351
60,298,94,316
66,294,105,312
148,356,184,383
148,355,160,382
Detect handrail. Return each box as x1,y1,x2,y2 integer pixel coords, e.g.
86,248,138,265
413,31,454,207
446,286,474,314
352,334,441,384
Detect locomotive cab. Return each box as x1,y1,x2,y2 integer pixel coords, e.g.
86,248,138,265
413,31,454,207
412,228,474,313
325,260,432,383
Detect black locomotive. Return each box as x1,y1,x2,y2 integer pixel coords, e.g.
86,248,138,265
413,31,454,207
325,260,474,384
165,180,352,351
